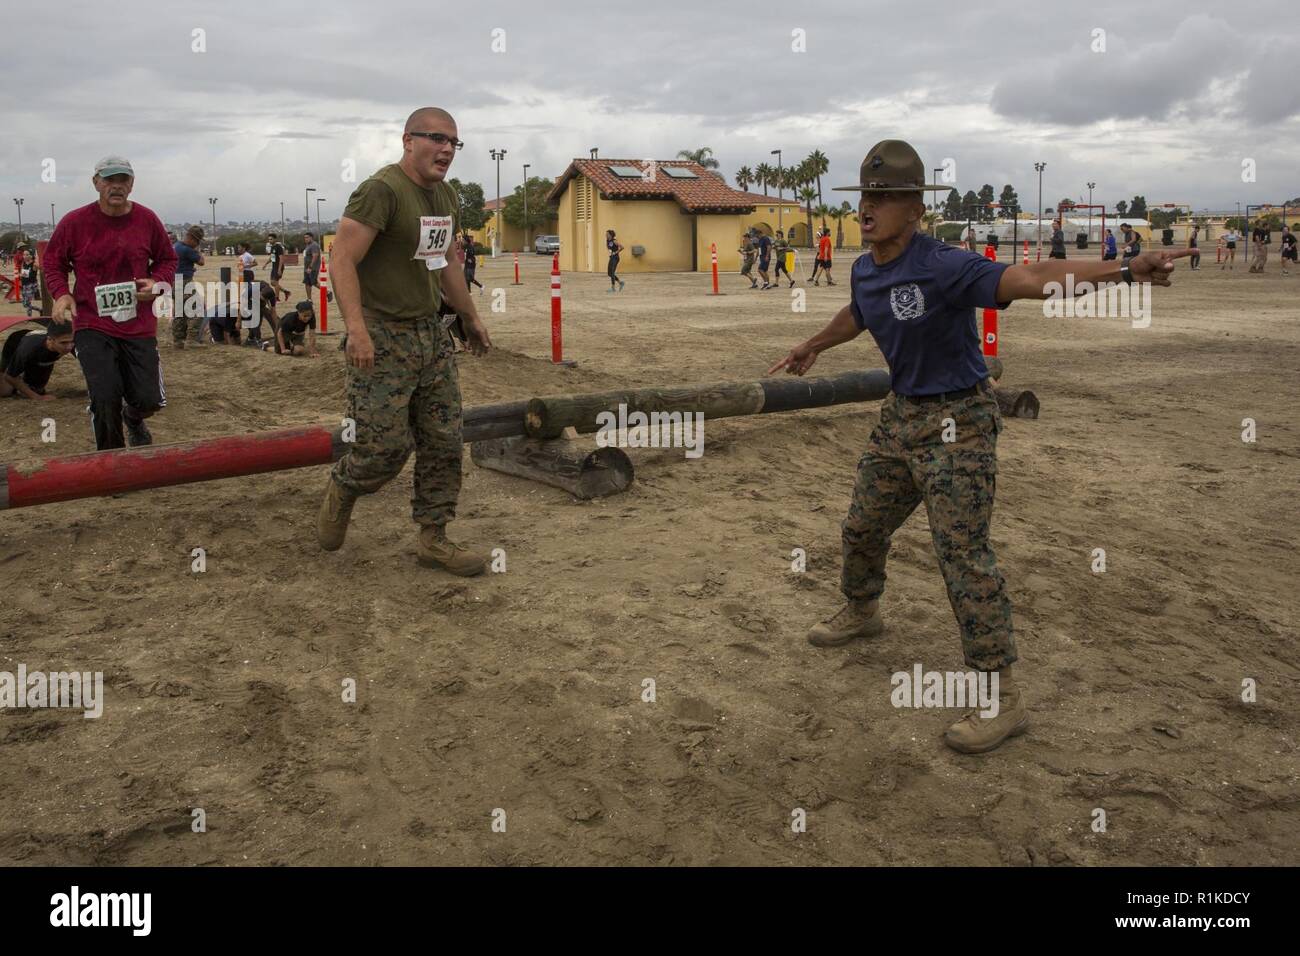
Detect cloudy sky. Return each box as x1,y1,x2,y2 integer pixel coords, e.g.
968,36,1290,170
3,0,1297,226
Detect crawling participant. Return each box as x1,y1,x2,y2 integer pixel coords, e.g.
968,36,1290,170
276,300,320,356
1,319,76,400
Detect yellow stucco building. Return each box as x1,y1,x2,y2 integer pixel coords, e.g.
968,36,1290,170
547,159,847,273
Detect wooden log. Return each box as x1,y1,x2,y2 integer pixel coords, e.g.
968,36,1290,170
463,400,530,442
993,387,1040,419
526,381,765,439
470,436,634,499
524,358,1004,439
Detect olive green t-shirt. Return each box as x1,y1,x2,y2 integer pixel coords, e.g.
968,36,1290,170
342,164,458,318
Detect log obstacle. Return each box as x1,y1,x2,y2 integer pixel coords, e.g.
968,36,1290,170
471,434,633,499
0,402,526,511
524,357,1003,439
0,359,1035,510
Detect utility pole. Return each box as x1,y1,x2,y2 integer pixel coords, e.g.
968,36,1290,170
523,162,531,252
771,148,783,232
1034,162,1046,260
490,148,507,257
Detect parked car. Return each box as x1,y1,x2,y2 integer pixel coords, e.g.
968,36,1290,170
534,235,560,255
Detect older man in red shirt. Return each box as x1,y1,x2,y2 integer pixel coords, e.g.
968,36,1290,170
44,156,176,449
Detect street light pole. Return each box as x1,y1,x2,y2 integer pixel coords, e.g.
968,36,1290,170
316,198,326,231
490,148,507,257
280,201,285,235
50,203,55,228
305,187,315,232
771,149,783,232
209,197,218,252
13,198,23,237
1034,162,1046,260
522,163,531,252
1086,181,1096,248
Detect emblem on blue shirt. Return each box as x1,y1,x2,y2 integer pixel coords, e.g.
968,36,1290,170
889,283,925,321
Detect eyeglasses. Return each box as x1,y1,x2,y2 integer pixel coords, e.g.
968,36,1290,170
408,131,464,150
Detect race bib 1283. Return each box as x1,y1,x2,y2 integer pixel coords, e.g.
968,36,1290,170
94,281,137,323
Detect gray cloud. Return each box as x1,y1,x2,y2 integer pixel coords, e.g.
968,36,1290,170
2,0,1296,224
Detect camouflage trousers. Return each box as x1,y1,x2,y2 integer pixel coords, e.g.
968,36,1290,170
841,381,1016,671
331,312,463,527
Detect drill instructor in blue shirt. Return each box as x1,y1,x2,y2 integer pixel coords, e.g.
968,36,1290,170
769,140,1191,754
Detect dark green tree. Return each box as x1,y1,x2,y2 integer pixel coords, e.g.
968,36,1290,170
943,190,964,220
997,185,1020,218
977,184,996,221
1115,199,1128,216
1128,196,1147,218
449,179,488,231
502,178,557,232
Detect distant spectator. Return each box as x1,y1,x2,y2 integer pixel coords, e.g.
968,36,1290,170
19,249,40,316
1119,223,1141,258
172,226,206,347
1102,228,1118,260
265,232,289,301
1249,220,1270,273
1049,219,1067,260
303,231,321,298
462,231,482,294
1221,226,1238,270
1280,224,1296,276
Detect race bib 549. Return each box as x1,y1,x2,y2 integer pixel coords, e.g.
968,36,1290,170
414,215,454,271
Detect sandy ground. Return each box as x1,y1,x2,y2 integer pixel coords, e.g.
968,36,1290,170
1,248,1297,866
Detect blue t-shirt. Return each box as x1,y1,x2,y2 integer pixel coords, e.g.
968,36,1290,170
174,241,202,279
756,235,772,260
849,232,1009,397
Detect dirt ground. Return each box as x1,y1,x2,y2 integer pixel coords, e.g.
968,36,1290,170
1,248,1296,866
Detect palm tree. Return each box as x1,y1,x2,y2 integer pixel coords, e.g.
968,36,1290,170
833,201,854,249
677,147,720,170
735,165,754,192
805,149,830,206
798,186,818,247
755,163,773,197
814,203,830,231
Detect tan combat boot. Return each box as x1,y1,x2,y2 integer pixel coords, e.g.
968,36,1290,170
807,600,883,647
943,664,1029,754
416,525,487,576
317,477,357,552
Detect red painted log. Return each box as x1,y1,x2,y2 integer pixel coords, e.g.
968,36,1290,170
1,426,343,510
0,399,531,511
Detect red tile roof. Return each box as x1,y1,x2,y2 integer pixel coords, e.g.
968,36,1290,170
736,191,805,206
548,159,759,213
